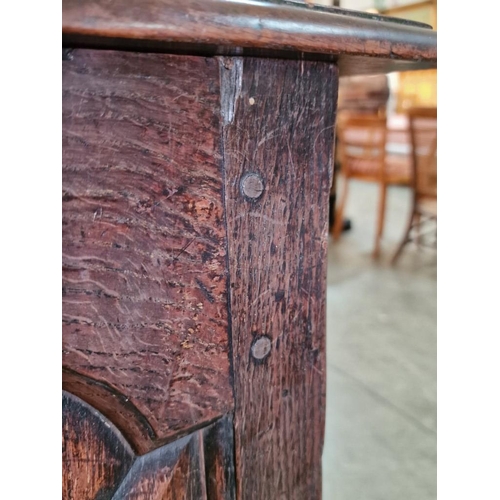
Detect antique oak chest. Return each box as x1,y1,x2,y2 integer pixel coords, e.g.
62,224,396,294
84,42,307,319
62,1,437,498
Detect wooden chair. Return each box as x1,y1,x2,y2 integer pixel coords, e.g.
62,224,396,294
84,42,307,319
332,112,411,257
392,107,437,263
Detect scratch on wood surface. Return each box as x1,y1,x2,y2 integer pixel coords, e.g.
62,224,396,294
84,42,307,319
172,92,189,102
256,125,288,148
222,57,336,499
313,124,336,158
235,212,287,226
63,50,233,451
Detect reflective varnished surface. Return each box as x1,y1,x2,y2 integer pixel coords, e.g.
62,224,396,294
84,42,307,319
62,0,437,76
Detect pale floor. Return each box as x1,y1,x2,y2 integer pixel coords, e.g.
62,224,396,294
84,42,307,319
322,179,437,500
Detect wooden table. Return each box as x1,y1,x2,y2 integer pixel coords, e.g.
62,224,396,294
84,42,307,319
62,1,436,498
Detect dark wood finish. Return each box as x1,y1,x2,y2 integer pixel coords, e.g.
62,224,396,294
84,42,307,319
202,416,236,500
221,57,336,499
114,417,236,499
63,390,235,499
62,49,233,454
63,391,135,499
63,368,157,455
62,2,438,495
62,0,436,76
113,432,206,499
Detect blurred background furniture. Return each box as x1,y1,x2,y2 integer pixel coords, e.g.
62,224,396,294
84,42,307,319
329,75,390,234
333,111,411,257
327,0,437,253
392,107,437,263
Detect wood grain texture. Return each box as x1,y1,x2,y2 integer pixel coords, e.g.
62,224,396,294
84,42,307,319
221,57,336,499
112,431,206,499
202,415,236,500
62,49,232,454
63,391,235,499
63,37,436,78
63,391,135,500
62,0,437,77
62,368,157,451
113,415,236,499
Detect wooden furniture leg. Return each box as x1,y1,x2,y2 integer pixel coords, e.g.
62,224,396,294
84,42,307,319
222,57,336,500
333,176,349,240
374,182,387,258
392,107,437,264
415,211,422,249
392,206,415,264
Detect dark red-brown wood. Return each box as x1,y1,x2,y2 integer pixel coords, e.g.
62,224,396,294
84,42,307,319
62,49,233,454
62,0,436,77
221,56,336,499
63,391,235,499
63,391,135,499
62,6,434,490
113,431,206,499
202,415,236,500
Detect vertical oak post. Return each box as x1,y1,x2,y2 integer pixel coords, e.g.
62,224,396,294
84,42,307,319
221,57,338,499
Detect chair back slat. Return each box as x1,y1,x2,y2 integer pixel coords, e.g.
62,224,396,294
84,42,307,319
408,108,437,200
337,113,387,178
